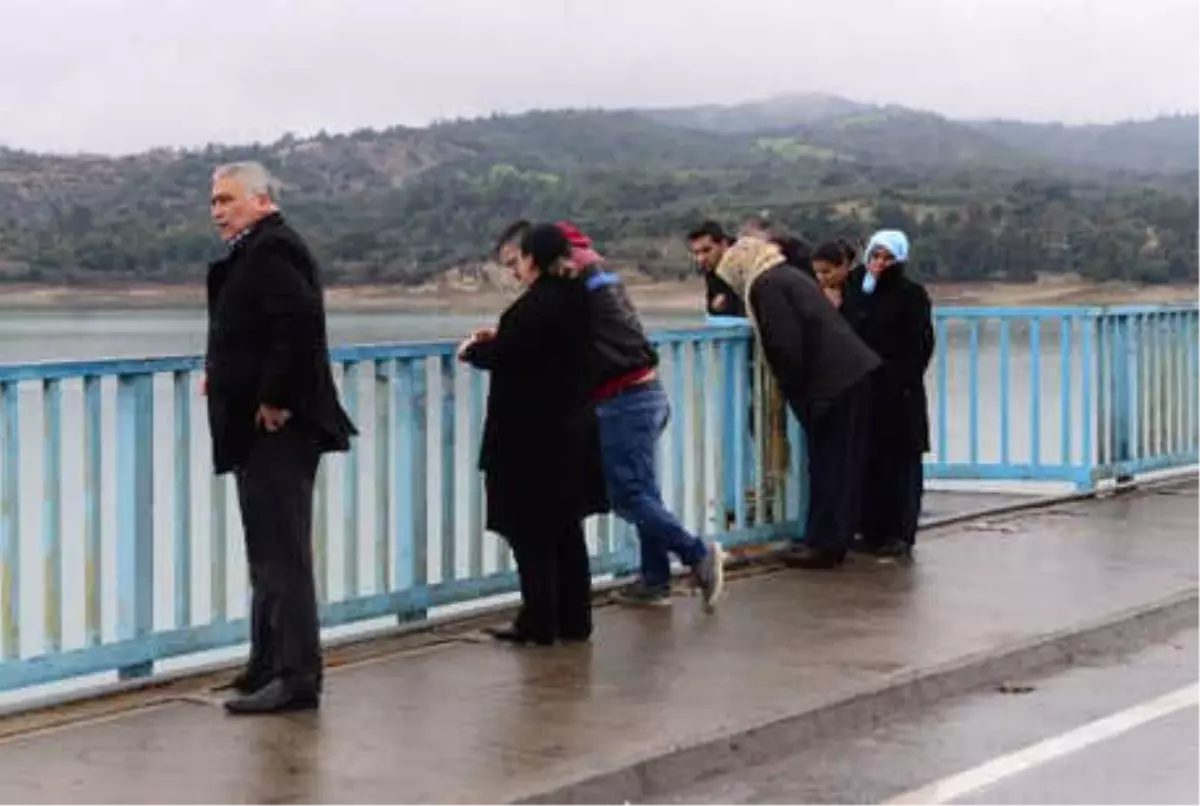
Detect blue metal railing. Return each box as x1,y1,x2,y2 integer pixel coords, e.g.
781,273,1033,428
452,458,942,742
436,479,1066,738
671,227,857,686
0,324,798,693
925,304,1199,488
0,304,1194,695
1093,306,1200,480
927,306,1094,485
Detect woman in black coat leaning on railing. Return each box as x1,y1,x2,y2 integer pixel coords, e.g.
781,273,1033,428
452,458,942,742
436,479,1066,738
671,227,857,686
457,223,607,646
840,229,935,562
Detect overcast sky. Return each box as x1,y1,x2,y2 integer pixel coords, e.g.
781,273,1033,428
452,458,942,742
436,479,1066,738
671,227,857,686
0,0,1196,155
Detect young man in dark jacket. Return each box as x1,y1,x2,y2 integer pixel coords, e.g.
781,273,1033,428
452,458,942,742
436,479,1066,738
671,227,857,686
206,161,356,714
688,220,746,318
559,223,726,610
717,237,880,569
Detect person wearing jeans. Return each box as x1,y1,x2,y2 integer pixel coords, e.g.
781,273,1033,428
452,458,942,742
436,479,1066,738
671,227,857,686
595,380,711,602
556,221,726,610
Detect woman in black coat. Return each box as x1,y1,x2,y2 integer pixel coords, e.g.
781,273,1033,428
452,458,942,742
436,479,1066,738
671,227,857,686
841,230,935,562
715,237,880,569
457,223,606,646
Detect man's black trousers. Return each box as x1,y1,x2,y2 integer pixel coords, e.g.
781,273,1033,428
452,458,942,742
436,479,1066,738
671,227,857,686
234,426,323,687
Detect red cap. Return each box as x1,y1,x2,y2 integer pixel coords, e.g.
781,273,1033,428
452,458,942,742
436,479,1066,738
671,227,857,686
556,221,602,267
556,221,592,249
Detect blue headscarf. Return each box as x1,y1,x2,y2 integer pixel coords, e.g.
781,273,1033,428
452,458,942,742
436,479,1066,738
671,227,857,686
861,229,910,294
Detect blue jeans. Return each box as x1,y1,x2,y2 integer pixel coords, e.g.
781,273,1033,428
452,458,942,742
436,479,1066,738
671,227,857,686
595,381,708,589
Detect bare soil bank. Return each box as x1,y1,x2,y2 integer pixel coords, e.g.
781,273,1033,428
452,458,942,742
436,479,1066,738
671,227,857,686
0,276,1193,314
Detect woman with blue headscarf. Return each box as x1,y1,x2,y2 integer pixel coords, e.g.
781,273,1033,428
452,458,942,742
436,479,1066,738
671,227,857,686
842,230,935,562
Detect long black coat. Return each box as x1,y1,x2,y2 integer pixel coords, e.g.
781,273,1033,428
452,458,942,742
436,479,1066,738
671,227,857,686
460,275,608,540
205,213,356,474
747,263,881,427
841,264,935,455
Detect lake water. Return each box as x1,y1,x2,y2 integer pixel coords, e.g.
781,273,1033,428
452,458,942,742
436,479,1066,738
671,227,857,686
0,308,705,363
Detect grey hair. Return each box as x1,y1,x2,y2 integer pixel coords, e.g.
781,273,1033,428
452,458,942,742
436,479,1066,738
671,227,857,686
212,161,280,199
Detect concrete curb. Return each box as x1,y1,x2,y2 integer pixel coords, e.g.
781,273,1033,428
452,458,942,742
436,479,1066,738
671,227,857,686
918,469,1198,533
918,492,1096,532
512,588,1199,805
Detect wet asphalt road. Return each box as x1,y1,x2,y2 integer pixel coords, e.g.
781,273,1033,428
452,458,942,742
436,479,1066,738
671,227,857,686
653,629,1199,805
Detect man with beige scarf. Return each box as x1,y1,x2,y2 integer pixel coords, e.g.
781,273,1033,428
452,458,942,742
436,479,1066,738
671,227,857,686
716,237,880,569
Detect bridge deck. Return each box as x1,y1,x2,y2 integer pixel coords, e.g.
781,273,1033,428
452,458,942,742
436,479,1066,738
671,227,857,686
0,481,1194,804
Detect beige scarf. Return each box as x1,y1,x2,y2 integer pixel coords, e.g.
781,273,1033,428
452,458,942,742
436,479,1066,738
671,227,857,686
715,236,786,333
714,236,791,518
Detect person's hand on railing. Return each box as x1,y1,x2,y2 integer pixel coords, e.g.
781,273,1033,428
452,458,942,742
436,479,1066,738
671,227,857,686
457,328,496,360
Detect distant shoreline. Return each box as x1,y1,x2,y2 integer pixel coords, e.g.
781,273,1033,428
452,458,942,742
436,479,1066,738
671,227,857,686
0,277,1193,314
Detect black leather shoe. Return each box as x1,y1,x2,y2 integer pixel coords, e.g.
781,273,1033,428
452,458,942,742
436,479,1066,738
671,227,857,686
215,667,272,695
485,626,554,647
782,545,847,570
224,679,320,715
872,540,915,564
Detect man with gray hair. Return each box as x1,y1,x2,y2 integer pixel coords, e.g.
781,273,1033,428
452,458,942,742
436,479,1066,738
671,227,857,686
205,161,356,714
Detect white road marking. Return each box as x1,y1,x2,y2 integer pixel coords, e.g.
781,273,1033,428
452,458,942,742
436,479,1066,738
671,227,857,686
885,683,1199,805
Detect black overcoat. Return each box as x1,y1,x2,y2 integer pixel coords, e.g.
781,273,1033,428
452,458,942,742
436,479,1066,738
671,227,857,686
205,213,356,473
461,275,608,538
841,264,935,455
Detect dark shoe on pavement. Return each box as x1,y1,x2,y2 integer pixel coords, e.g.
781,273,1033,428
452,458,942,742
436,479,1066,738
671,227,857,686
849,534,882,555
216,666,273,695
484,625,554,647
872,540,915,565
694,540,727,613
612,583,672,609
224,678,319,715
557,619,593,644
782,545,847,570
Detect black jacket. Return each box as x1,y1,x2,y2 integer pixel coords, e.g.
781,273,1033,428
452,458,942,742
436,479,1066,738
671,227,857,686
748,263,881,426
704,271,747,317
841,264,935,454
577,267,658,390
461,275,608,538
205,213,356,474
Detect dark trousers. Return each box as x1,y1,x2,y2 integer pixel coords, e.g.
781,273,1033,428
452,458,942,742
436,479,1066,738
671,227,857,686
861,451,924,547
508,520,593,644
802,379,871,553
234,426,322,687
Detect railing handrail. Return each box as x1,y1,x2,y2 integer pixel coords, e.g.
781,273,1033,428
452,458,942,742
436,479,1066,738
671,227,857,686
934,302,1199,319
1089,301,1200,316
933,305,1106,318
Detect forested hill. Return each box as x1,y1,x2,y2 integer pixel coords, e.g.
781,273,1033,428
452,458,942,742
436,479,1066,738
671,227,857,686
0,94,1195,287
